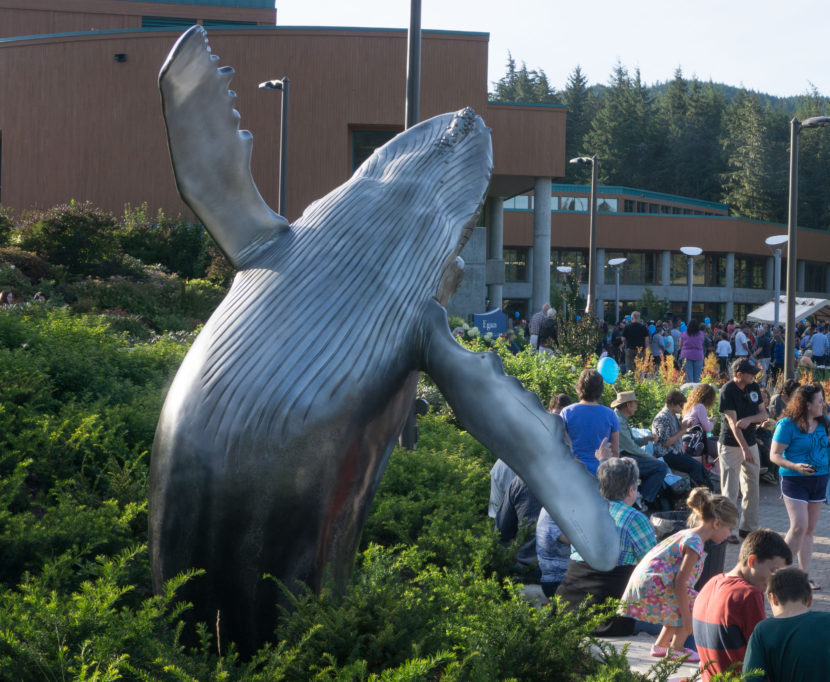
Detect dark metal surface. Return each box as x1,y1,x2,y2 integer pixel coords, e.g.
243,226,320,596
151,26,618,655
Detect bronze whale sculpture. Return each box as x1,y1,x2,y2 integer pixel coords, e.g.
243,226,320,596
149,25,618,655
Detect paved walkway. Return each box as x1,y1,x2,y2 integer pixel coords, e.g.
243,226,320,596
601,481,830,677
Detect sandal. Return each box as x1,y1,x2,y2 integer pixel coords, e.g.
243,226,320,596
650,644,668,658
669,647,700,663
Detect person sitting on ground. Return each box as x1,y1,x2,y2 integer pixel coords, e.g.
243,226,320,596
503,329,520,355
682,383,718,470
612,390,668,510
653,389,714,491
693,529,792,681
619,488,739,663
554,456,657,636
560,368,620,475
496,474,542,577
743,567,830,682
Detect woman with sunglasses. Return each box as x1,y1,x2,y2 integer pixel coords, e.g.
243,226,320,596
769,383,830,590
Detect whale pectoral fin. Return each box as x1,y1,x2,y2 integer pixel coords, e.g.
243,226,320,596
421,300,619,571
159,26,289,269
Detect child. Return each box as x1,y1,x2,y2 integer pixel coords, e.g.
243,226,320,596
692,528,792,681
743,567,830,681
619,487,738,662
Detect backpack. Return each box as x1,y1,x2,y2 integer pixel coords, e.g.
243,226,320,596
682,425,706,457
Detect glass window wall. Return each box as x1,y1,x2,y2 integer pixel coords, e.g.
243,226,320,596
603,251,658,285
504,247,529,282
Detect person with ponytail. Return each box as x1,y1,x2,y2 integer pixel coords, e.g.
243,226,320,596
619,488,739,662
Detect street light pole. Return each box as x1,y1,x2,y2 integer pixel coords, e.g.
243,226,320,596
785,116,830,380
680,246,702,323
258,77,290,217
569,155,598,317
764,234,788,330
405,0,421,129
608,257,627,324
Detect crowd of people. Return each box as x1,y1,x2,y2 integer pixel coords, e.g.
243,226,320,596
520,300,830,389
490,350,830,679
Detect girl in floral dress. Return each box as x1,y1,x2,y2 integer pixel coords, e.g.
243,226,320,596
619,488,738,662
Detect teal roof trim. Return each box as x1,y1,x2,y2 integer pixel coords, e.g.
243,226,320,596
0,25,486,44
551,183,728,211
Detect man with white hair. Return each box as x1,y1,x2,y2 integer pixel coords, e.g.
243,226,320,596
528,302,550,350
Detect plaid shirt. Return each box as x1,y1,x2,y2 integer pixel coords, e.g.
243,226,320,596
571,500,656,565
529,310,546,335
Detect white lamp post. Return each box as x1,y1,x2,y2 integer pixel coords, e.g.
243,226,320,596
569,156,598,316
680,246,703,323
764,234,788,330
607,257,627,323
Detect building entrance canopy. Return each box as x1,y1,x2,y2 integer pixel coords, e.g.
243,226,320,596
747,297,830,325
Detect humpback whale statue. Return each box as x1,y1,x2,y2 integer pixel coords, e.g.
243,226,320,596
150,25,618,655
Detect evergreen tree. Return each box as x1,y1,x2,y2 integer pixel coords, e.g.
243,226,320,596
561,65,598,183
583,63,659,189
490,53,559,104
720,91,787,221
794,87,830,230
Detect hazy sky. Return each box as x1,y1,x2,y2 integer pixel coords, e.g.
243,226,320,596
275,0,829,98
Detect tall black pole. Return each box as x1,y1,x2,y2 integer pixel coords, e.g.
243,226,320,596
586,156,598,316
785,118,800,381
405,0,421,129
278,77,289,217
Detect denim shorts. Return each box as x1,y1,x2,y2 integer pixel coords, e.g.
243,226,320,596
780,473,829,503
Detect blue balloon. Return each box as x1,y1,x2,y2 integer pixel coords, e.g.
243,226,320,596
515,311,520,318
680,322,687,332
704,317,711,325
597,356,619,384
626,314,631,322
576,315,581,321
648,324,656,335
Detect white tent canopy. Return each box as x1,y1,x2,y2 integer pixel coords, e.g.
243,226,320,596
746,297,830,325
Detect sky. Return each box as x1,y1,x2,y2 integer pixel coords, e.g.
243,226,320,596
274,0,830,98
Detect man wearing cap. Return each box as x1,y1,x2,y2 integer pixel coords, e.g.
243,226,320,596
612,390,669,510
718,359,768,543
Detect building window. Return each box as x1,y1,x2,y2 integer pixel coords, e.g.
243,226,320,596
504,247,529,282
603,251,658,285
661,205,671,214
637,201,647,213
672,207,682,214
597,198,618,212
351,129,399,171
670,254,705,285
551,248,588,282
734,255,766,289
704,254,726,287
560,197,588,212
624,199,635,213
805,262,825,292
505,195,532,210
649,203,659,214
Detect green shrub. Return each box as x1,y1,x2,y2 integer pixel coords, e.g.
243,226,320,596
119,203,211,279
17,201,124,276
0,205,13,246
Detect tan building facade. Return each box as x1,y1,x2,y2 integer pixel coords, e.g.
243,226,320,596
1,0,828,321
